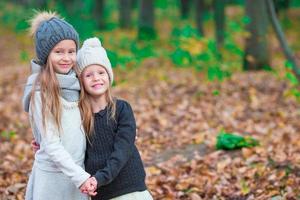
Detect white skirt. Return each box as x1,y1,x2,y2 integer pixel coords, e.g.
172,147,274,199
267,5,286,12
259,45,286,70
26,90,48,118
25,164,88,200
110,190,153,200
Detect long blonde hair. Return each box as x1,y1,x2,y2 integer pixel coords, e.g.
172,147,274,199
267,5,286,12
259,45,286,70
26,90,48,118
78,74,116,138
31,60,62,132
29,11,64,132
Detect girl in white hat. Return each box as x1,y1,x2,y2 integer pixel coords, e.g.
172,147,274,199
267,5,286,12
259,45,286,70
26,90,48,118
77,37,153,200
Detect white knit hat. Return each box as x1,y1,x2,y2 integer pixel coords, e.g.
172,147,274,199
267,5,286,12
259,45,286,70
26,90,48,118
77,37,113,85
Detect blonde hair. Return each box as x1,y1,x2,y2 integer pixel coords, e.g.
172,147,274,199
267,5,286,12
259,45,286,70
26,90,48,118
31,59,62,132
29,11,74,132
78,72,116,138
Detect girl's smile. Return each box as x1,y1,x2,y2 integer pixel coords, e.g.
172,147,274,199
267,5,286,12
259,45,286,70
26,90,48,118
92,83,103,89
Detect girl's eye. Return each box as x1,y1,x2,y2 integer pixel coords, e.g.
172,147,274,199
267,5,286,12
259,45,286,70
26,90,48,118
55,51,62,54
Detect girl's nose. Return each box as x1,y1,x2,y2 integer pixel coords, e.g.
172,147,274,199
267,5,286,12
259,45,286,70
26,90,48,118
62,53,71,61
93,74,100,81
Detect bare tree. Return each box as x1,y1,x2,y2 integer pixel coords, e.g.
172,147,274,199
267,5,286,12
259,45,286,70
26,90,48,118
213,0,226,48
180,0,191,19
138,0,156,40
243,0,269,70
266,0,300,80
93,0,106,29
119,0,132,29
195,0,206,36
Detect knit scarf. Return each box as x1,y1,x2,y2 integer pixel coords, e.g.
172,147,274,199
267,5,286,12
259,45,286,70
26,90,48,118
22,60,81,112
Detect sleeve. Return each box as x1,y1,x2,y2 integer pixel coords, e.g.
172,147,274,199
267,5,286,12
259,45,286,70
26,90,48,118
30,93,90,188
94,101,136,187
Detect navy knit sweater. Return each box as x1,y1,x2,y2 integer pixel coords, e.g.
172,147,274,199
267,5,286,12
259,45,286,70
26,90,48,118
84,99,147,200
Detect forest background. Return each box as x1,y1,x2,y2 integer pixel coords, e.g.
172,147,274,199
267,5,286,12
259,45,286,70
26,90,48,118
0,0,300,199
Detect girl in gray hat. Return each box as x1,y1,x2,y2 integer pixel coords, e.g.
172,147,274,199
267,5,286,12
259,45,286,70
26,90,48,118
23,11,95,200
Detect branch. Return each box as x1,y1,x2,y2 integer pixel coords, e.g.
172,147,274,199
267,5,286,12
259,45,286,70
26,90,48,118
266,0,300,81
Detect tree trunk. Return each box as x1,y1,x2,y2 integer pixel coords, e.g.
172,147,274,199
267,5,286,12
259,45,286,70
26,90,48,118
93,0,105,29
266,0,300,80
213,0,225,48
243,0,269,70
195,0,205,36
138,0,156,40
119,0,132,29
180,0,191,19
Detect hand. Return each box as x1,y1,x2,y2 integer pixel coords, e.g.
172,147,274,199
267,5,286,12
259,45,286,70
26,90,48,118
80,177,98,196
31,140,40,153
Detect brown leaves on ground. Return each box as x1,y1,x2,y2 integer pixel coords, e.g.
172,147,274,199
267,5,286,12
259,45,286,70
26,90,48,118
1,58,300,199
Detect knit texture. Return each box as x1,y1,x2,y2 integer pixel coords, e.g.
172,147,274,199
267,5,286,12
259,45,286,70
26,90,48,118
77,37,113,85
84,99,147,200
22,60,80,112
34,16,79,65
25,91,90,200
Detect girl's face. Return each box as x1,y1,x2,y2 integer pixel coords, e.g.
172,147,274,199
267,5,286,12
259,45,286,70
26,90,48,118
48,40,76,74
81,64,110,97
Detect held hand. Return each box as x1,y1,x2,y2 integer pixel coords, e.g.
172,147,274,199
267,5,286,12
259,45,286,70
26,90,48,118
31,140,40,153
88,177,98,196
80,177,98,196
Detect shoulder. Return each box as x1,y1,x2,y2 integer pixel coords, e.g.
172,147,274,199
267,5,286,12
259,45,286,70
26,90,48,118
115,99,136,126
115,98,134,117
116,98,132,109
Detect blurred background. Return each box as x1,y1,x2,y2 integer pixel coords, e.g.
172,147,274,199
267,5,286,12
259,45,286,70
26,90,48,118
0,0,300,199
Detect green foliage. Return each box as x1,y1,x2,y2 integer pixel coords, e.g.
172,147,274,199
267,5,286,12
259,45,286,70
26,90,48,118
284,61,300,101
285,72,299,85
212,89,220,96
291,0,300,7
227,0,245,5
106,50,118,68
169,24,241,81
0,2,29,33
207,66,230,81
54,1,96,40
171,25,199,38
170,49,192,67
0,130,16,140
19,50,29,62
137,27,156,40
216,131,259,150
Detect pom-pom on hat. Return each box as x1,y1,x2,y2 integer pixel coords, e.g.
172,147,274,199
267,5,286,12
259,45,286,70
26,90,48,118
77,37,113,85
29,11,79,65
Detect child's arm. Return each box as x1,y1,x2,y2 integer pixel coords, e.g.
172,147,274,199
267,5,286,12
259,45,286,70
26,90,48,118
30,92,90,188
93,101,136,187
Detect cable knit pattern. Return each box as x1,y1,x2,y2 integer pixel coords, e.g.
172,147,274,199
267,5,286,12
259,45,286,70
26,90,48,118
33,14,79,65
85,99,147,200
22,60,80,112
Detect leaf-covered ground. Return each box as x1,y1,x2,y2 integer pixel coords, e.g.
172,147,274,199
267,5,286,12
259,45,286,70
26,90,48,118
1,55,300,199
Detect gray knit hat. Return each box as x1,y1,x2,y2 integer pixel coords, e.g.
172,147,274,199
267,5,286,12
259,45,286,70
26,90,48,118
30,11,79,65
77,37,113,85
